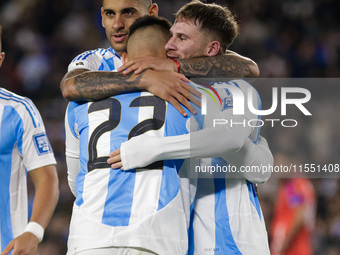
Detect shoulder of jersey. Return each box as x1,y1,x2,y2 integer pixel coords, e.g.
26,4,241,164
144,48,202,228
71,48,117,64
191,79,255,111
229,79,253,89
0,87,28,103
212,79,252,88
0,87,43,126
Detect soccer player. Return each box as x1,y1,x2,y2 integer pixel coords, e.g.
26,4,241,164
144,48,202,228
108,2,272,254
270,177,316,255
0,25,59,255
60,0,260,117
60,0,271,189
61,0,272,201
62,0,271,253
65,16,199,255
65,13,269,254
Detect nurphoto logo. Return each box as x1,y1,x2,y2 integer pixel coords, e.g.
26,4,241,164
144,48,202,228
199,80,312,128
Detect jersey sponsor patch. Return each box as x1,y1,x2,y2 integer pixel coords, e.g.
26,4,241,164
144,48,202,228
33,133,53,155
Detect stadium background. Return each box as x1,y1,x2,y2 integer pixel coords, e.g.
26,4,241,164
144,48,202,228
0,0,339,254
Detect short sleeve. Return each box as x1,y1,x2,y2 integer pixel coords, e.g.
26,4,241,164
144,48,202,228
68,49,105,72
20,99,56,171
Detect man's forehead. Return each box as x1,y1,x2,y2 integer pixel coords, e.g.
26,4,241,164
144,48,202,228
103,0,145,10
171,19,199,34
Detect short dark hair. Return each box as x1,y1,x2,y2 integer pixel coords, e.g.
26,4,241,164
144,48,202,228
138,0,152,9
129,15,172,39
102,0,152,9
176,0,238,52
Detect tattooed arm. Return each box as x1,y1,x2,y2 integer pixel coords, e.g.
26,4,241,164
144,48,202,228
60,69,143,101
60,69,198,116
118,51,259,78
178,51,259,78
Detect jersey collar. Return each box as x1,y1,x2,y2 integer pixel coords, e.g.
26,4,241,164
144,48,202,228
108,47,122,59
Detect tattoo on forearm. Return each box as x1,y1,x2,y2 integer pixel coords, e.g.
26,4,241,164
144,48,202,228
179,55,254,78
74,72,143,100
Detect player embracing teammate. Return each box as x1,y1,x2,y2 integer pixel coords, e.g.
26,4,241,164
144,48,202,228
61,1,272,254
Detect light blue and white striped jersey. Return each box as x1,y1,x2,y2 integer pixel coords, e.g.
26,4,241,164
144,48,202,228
0,88,56,252
188,80,270,255
66,48,269,254
65,90,198,255
68,47,122,72
66,47,190,253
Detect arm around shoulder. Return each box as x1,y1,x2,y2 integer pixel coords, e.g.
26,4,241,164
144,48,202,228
60,69,89,101
60,68,149,102
226,50,260,78
178,51,260,78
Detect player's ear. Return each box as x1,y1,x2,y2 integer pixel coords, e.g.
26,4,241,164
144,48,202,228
206,41,220,57
101,7,105,28
148,3,159,16
122,53,128,64
0,52,5,68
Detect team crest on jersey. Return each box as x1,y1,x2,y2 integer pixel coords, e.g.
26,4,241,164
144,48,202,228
33,133,53,155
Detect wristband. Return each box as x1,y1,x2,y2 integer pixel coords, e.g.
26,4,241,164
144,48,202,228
24,222,44,242
170,58,181,73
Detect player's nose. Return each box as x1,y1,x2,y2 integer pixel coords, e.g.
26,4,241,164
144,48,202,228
112,14,124,30
165,37,176,51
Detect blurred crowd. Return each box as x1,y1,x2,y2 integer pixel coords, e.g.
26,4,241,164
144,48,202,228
0,0,339,254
